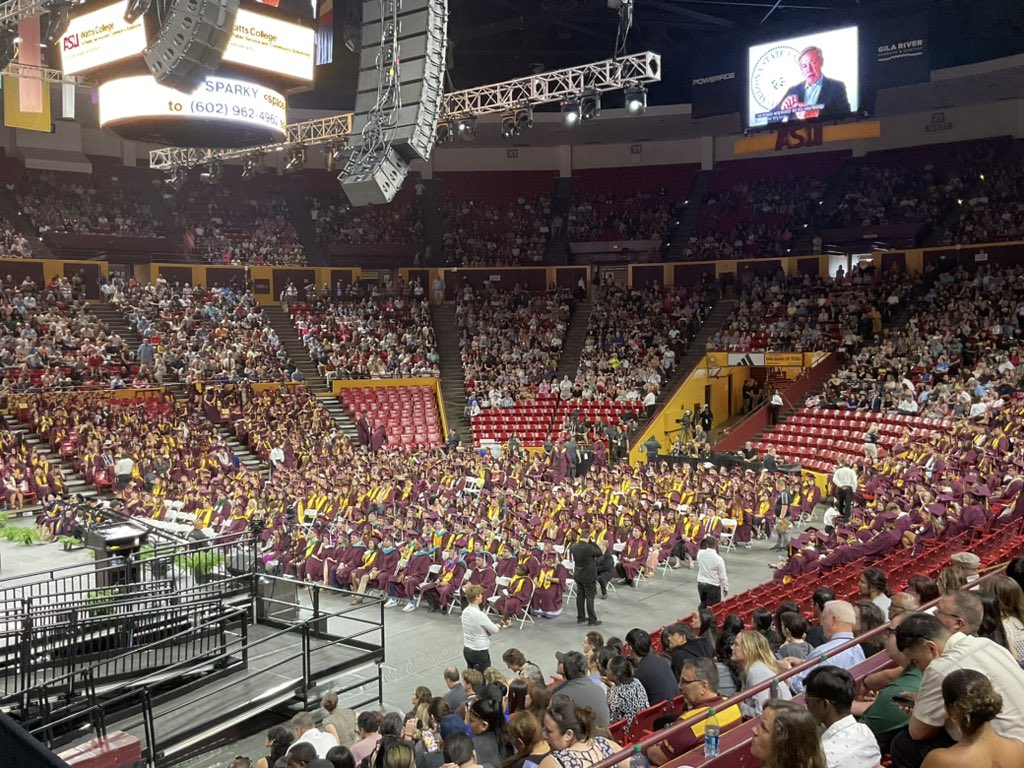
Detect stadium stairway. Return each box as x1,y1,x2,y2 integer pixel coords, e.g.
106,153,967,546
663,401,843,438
90,303,184,399
319,396,361,443
430,303,471,445
634,299,736,439
0,189,55,259
281,177,325,266
665,169,713,260
261,306,330,393
554,301,594,380
419,178,447,266
546,177,573,264
2,413,97,516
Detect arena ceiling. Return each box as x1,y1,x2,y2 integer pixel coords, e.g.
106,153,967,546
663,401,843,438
293,0,1024,114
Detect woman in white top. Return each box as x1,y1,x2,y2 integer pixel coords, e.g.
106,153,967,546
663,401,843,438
989,575,1024,662
462,584,500,672
732,630,791,719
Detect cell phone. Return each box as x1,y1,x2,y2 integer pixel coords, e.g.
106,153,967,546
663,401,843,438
891,694,915,706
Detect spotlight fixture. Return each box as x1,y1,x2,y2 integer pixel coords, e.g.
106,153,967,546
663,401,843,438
515,105,533,133
581,93,601,121
164,167,188,191
284,146,305,174
436,121,454,144
561,98,581,128
241,154,260,179
0,27,18,70
624,84,647,115
44,0,73,43
501,113,517,139
199,160,221,185
324,141,348,172
456,117,476,140
122,0,152,25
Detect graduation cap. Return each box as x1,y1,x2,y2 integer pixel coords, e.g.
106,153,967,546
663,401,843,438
927,503,947,516
968,485,992,497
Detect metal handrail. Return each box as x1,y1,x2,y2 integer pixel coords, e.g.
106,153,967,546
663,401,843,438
589,562,1011,768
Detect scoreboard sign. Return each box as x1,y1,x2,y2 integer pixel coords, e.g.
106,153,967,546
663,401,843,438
60,3,147,74
60,1,314,82
99,74,287,136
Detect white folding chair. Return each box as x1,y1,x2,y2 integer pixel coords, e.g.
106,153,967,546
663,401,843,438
487,576,512,616
415,564,442,607
719,518,738,553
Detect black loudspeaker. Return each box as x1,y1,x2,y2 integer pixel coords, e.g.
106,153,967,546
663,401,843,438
143,0,240,93
354,0,448,163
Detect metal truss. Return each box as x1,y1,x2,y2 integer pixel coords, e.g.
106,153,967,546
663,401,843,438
149,52,661,172
439,51,661,119
2,62,87,85
0,0,52,25
148,113,352,170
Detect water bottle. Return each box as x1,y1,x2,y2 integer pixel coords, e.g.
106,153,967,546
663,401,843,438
703,708,720,758
770,677,781,699
629,744,650,768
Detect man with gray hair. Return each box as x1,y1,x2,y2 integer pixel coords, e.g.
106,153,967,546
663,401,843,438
291,710,339,758
786,600,865,694
934,590,982,635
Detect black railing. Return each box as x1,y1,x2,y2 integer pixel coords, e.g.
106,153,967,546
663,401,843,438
28,582,386,767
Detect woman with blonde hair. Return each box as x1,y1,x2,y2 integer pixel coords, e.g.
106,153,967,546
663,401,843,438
731,630,792,718
937,566,967,596
986,575,1024,661
921,669,1024,768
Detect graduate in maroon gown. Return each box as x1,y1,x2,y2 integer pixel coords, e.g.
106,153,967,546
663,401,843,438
419,551,467,613
494,565,534,627
614,525,648,586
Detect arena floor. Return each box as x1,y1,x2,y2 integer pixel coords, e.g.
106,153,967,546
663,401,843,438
0,517,789,767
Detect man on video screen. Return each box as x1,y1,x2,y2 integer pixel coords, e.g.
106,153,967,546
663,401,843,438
775,46,850,120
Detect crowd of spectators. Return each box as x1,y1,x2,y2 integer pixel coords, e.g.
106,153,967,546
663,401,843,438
819,263,1024,419
567,191,676,242
308,193,424,247
456,283,571,407
0,217,32,258
683,176,826,261
945,148,1024,245
442,195,552,267
19,170,160,237
110,277,293,386
711,263,914,352
179,182,305,266
822,163,957,229
291,281,440,382
570,282,712,405
0,274,147,390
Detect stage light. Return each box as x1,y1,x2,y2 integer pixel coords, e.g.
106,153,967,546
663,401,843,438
324,141,348,171
624,84,647,115
122,0,152,25
241,154,260,179
501,114,516,139
515,105,533,133
284,146,305,174
581,93,601,121
164,167,188,191
562,99,581,127
456,117,476,140
200,160,221,185
436,121,455,144
0,28,18,70
44,0,72,43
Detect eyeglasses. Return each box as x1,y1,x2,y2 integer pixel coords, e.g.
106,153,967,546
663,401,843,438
679,677,704,687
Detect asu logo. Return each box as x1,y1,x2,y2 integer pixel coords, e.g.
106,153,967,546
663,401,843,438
63,33,80,51
774,123,823,151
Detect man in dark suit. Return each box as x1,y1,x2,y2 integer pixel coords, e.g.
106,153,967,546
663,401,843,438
775,46,850,119
570,533,602,626
565,437,580,478
356,410,371,449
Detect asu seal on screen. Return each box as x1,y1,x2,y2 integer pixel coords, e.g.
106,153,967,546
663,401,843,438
750,45,799,112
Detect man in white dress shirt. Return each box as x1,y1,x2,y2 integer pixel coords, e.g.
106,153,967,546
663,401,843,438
831,460,858,522
290,710,338,758
695,536,729,608
804,665,881,768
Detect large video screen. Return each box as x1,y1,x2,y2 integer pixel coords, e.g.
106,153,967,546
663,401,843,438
747,26,859,128
60,1,315,82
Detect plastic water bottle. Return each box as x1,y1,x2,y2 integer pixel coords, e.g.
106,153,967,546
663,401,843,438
703,708,720,758
629,744,650,768
770,677,781,699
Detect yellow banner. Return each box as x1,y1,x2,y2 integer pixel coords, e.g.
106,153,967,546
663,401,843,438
3,76,51,132
765,353,804,367
734,120,881,155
